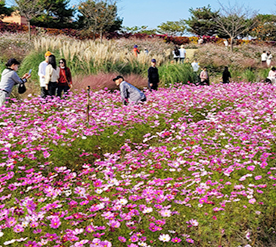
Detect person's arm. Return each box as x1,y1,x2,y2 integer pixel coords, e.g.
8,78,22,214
11,71,27,85
157,68,159,83
148,67,152,85
67,68,72,87
44,65,51,89
120,83,128,105
38,63,45,78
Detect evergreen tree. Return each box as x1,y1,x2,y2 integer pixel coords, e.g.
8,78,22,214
185,5,219,36
0,0,13,19
30,0,75,29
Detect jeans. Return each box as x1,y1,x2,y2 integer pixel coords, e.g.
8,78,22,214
0,90,8,107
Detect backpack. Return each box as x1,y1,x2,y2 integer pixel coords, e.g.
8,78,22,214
174,48,180,56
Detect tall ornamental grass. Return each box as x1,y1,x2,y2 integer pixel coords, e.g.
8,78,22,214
158,63,196,86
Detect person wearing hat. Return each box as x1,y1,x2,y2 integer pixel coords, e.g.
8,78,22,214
38,51,51,98
148,58,159,91
133,45,140,57
113,75,146,105
179,45,186,64
0,58,31,107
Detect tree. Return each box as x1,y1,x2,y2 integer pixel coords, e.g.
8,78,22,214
185,5,220,36
30,0,75,29
213,2,258,51
13,0,45,40
121,25,157,35
0,0,13,19
157,20,186,36
78,0,118,42
250,14,276,41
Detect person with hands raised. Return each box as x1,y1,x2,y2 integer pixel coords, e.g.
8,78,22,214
0,58,31,107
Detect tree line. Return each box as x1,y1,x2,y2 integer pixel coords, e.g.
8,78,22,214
0,0,275,47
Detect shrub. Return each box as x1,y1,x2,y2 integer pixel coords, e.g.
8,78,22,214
158,62,196,86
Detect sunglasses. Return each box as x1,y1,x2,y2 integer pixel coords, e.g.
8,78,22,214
59,62,64,64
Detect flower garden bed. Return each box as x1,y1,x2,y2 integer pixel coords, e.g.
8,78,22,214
0,83,276,246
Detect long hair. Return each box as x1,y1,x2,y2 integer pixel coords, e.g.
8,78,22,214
59,58,70,81
48,55,57,70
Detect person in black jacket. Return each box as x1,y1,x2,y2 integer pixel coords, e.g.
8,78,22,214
148,59,159,91
222,66,231,84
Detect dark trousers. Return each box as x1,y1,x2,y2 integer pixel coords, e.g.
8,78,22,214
41,87,49,99
57,85,70,97
148,83,158,92
48,82,57,97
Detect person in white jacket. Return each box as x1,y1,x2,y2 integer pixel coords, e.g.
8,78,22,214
179,45,186,64
38,51,51,98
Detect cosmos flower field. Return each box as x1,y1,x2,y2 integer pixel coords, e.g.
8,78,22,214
0,83,276,247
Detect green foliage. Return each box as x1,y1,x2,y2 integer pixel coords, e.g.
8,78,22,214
0,0,13,18
185,5,220,36
157,20,186,36
242,69,256,82
250,14,276,41
77,0,119,40
121,25,157,35
30,0,75,29
158,63,196,86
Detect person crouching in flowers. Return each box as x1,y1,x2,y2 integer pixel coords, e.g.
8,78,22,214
113,75,146,105
57,58,72,98
0,58,31,107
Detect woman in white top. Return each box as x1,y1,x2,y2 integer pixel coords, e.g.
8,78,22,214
45,55,60,97
267,51,272,67
267,67,276,84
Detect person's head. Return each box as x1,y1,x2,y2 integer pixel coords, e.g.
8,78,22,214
224,66,228,71
271,67,276,71
48,54,57,69
59,58,67,68
268,51,271,54
180,45,184,49
151,58,156,67
45,51,52,63
5,58,20,71
134,45,138,48
263,51,266,53
186,58,190,63
203,67,207,71
113,75,124,86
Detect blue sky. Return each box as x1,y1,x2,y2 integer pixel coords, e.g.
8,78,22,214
70,0,275,29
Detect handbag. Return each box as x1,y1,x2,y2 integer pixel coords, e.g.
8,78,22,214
18,83,26,94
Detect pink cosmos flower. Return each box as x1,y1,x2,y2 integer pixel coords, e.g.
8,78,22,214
186,238,194,243
249,198,256,204
13,224,24,233
118,236,126,242
171,237,181,243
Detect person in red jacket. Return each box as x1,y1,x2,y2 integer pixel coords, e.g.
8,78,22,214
133,45,140,57
57,58,72,97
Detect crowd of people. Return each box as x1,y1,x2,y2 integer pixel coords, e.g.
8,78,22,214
1,45,274,108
